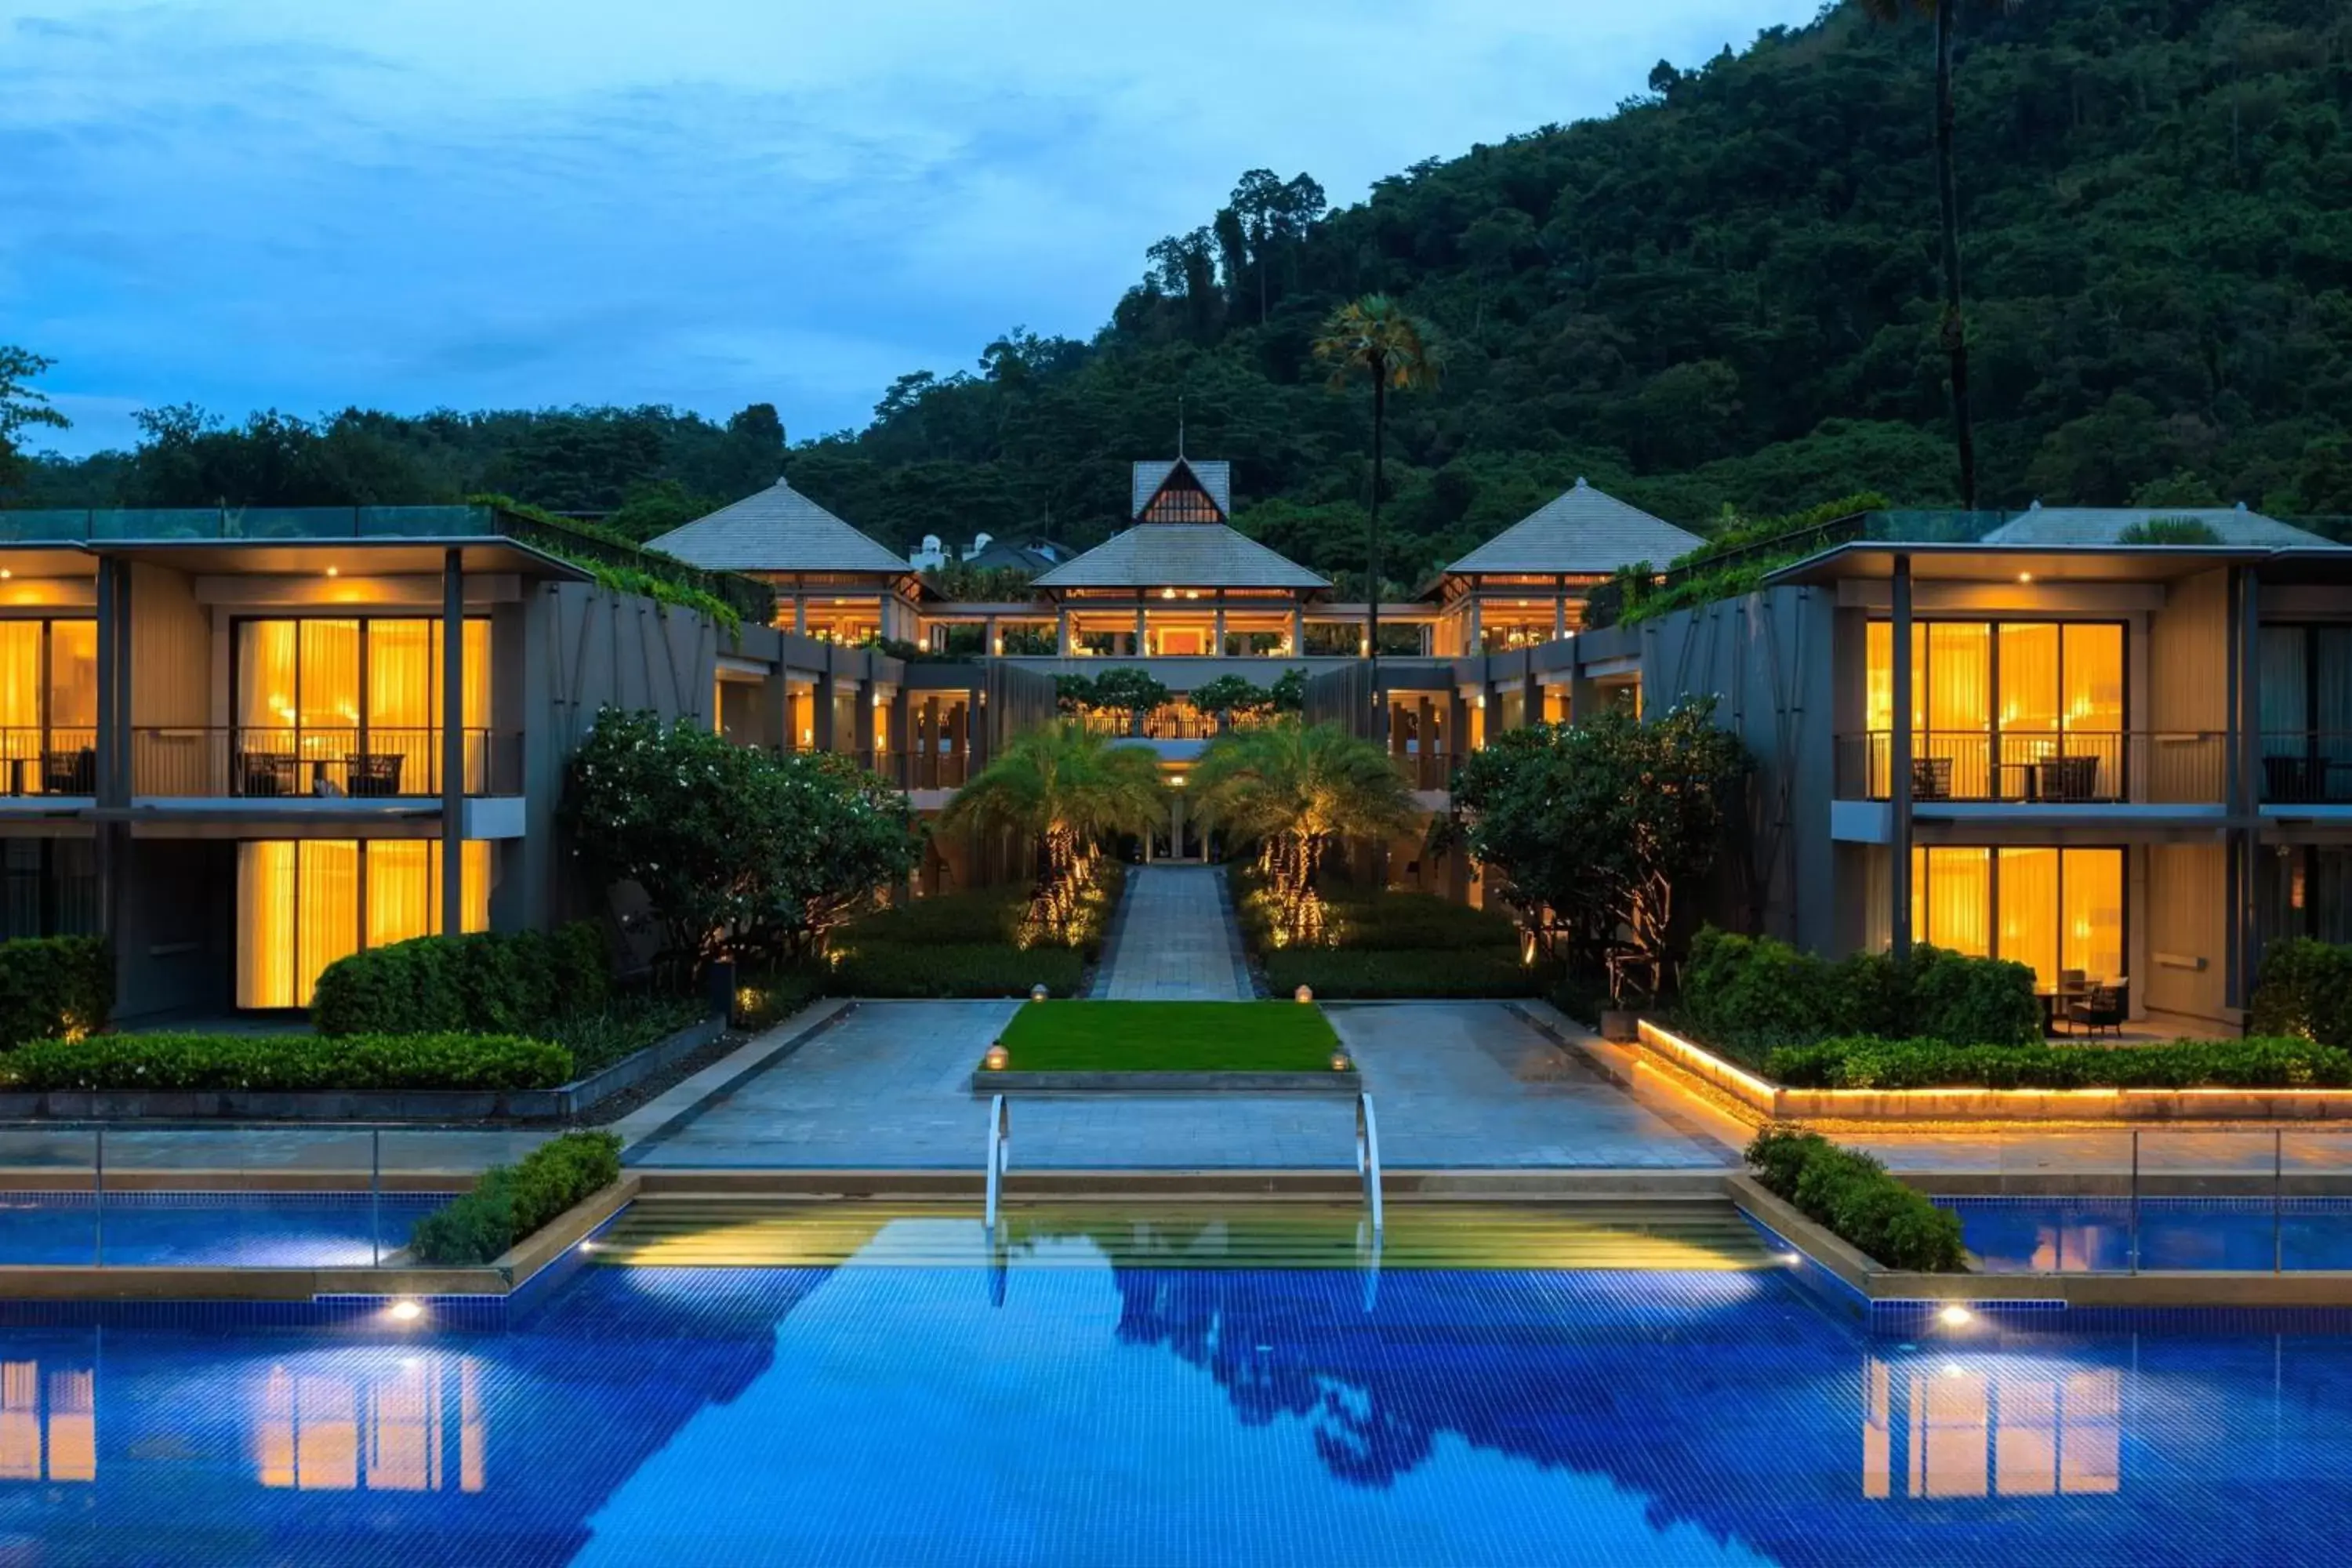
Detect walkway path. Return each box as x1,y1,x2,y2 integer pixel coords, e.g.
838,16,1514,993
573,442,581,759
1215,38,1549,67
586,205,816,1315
1094,866,1252,1000
630,999,1731,1169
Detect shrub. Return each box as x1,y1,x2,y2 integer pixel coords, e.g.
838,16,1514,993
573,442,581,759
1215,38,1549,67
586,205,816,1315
830,942,1087,998
1320,894,1521,953
1744,1127,1964,1272
732,966,822,1031
2251,939,2352,1050
552,995,710,1075
311,924,610,1037
408,1131,621,1266
1263,949,1544,999
0,1032,573,1092
1679,926,2038,1049
1763,1034,2352,1091
0,935,112,1048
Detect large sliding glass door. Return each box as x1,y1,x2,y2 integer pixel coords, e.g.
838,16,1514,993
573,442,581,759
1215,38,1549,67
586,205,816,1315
237,840,490,1009
1909,845,2125,991
0,619,98,795
1866,621,2125,800
233,618,489,797
2256,625,2352,803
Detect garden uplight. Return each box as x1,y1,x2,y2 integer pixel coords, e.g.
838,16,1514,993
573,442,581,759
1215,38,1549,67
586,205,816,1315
985,1043,1009,1071
1330,1051,1351,1073
1294,985,1313,1004
1029,984,1049,1003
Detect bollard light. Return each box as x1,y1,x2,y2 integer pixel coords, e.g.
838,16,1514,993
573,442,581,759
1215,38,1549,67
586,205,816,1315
984,1043,1010,1072
1294,985,1314,1004
1330,1051,1352,1073
1029,984,1050,1003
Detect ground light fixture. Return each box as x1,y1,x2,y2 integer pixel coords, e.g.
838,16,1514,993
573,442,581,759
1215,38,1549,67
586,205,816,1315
388,1300,424,1323
1939,1304,1974,1327
1029,984,1049,1003
1294,985,1314,1004
1330,1051,1352,1073
984,1043,1009,1071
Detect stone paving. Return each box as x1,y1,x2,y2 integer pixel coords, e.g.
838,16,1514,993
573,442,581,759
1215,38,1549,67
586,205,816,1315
630,998,1733,1169
1094,866,1252,1000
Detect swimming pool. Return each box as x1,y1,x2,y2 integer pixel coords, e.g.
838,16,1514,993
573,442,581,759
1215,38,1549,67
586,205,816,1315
6,1211,2352,1565
0,1191,450,1268
1943,1195,2352,1273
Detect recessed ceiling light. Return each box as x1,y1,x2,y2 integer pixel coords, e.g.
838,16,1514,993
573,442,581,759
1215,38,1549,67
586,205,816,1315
325,566,339,578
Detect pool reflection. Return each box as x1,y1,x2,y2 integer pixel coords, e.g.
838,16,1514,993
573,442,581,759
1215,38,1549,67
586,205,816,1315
1861,1356,2120,1500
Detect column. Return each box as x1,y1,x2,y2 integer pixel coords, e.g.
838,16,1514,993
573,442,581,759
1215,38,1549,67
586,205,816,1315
441,547,466,938
1134,604,1147,657
1889,553,1914,961
792,596,807,636
93,557,125,944
1289,606,1303,655
2227,565,2263,1013
1214,602,1228,659
1056,607,1071,656
1553,577,1568,642
854,678,877,767
985,615,1000,655
1465,599,1483,657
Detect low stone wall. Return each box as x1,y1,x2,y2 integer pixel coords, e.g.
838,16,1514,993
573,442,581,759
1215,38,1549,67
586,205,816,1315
0,1016,726,1123
1636,1019,2352,1125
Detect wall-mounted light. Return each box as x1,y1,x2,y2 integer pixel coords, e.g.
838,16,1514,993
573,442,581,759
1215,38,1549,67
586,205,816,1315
2017,572,2033,584
325,566,339,578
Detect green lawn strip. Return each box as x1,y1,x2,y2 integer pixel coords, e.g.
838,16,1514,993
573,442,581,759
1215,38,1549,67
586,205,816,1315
992,1000,1342,1073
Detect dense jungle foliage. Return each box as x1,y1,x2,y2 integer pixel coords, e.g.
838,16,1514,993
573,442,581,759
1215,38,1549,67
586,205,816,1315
12,0,2352,587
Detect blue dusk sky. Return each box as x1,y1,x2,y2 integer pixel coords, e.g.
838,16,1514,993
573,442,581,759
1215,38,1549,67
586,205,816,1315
1,0,1817,456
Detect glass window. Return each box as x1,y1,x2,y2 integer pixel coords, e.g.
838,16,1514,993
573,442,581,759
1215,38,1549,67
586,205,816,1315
1910,844,2124,989
238,840,490,1008
235,619,491,794
1912,848,1991,958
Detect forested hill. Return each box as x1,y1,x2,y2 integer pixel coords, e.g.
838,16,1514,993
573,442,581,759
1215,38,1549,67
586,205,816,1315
20,0,2352,586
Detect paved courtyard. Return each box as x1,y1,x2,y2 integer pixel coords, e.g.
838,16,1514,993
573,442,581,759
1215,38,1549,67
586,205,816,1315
1094,866,1252,1000
629,998,1733,1169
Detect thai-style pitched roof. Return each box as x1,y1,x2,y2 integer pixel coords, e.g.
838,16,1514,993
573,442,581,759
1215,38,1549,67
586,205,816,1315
1441,478,1705,578
1030,524,1329,591
1131,459,1232,521
1980,504,2342,548
646,478,909,574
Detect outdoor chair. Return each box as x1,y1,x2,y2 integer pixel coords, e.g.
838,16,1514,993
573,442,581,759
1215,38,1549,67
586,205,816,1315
343,752,404,797
2040,753,2100,802
236,751,296,797
1909,756,1953,801
41,747,95,795
2067,983,2125,1039
2264,753,2321,804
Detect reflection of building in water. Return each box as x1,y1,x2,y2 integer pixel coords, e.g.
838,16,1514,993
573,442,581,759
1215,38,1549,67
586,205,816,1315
256,1355,485,1494
1864,1356,2120,1501
0,1359,95,1483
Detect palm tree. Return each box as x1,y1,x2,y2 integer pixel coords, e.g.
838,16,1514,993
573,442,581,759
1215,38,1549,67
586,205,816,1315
1189,719,1417,946
1860,0,2011,510
942,722,1167,942
1313,297,1439,677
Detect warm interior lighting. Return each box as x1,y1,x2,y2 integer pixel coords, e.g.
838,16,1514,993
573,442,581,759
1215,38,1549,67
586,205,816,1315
0,570,13,581
1939,1305,1974,1327
388,1301,423,1323
325,566,339,578
2018,572,2033,583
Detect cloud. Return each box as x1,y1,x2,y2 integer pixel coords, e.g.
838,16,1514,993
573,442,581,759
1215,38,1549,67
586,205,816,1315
0,0,1819,456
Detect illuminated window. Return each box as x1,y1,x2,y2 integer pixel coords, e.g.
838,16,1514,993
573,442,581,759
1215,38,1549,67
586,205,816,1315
0,619,97,794
238,840,490,1008
234,618,491,795
1867,620,2125,799
1909,845,2124,989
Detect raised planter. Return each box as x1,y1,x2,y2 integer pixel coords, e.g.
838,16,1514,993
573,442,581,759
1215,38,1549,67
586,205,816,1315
971,1069,1362,1094
0,1014,725,1123
1637,1018,2352,1125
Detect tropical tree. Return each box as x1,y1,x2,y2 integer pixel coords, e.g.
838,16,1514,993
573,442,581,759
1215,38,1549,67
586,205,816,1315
1189,673,1275,733
1189,719,1418,946
0,347,69,497
1859,0,2012,511
1444,701,1751,1004
1312,297,1439,682
942,722,1167,941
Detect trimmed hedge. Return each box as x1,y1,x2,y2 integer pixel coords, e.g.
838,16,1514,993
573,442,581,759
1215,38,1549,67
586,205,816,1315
1681,927,2040,1051
1746,1127,1965,1272
732,967,822,1031
310,924,610,1037
832,942,1087,998
2251,939,2352,1051
1264,949,1544,999
408,1131,622,1266
1765,1033,2352,1091
0,1032,573,1093
0,935,112,1049
554,995,709,1075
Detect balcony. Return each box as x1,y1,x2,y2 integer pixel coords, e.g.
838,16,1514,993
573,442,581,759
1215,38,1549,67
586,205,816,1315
127,728,521,798
1835,731,2226,806
0,728,98,797
2261,735,2352,805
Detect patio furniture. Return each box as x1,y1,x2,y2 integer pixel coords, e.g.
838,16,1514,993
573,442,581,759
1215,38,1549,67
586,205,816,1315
236,751,299,797
2263,753,2322,804
1909,756,1953,802
2068,982,2125,1039
41,747,94,795
2051,969,2089,1036
343,752,404,797
2039,753,2100,803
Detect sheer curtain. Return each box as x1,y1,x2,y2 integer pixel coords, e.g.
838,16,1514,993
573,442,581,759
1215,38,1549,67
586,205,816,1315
1998,848,2060,990
2318,628,2352,775
0,624,41,780
1915,848,1991,957
2060,848,2125,983
369,621,434,797
2258,626,2307,757
1928,624,1991,797
236,842,297,1008
46,622,96,734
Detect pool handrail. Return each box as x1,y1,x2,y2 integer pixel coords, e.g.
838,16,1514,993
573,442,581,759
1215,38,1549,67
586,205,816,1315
985,1094,1010,1232
1356,1092,1384,1240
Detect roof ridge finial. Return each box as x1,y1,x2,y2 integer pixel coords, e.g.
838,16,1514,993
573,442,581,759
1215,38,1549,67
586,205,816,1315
1177,394,1185,460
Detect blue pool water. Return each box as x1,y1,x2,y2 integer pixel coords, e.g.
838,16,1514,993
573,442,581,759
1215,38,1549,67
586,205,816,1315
0,1192,450,1267
9,1229,2352,1564
1944,1195,2352,1272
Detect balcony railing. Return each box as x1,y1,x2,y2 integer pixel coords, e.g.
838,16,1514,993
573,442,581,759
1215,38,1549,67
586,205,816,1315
1835,731,2226,805
128,728,521,798
2261,735,2352,804
0,728,99,797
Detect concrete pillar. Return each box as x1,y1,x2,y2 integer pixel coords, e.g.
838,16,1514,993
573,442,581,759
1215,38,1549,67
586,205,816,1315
441,547,465,938
1553,583,1567,642
1465,598,1483,657
813,670,837,751
1289,607,1303,655
1056,608,1071,656
1214,604,1227,658
1890,553,1914,961
1134,604,1147,657
793,596,806,636
985,615,1000,655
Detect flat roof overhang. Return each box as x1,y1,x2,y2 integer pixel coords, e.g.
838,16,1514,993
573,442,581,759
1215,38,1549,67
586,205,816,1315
0,545,100,577
85,536,595,582
1763,542,2323,589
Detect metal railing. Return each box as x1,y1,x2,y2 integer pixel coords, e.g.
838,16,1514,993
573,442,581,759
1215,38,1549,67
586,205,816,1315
1835,731,2225,804
0,727,99,796
2259,734,2352,804
985,1094,1010,1232
1356,1092,1384,1240
128,727,522,797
